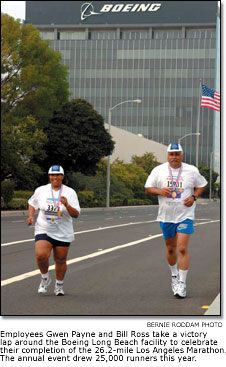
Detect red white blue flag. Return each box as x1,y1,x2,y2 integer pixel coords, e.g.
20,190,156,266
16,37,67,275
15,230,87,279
201,84,220,112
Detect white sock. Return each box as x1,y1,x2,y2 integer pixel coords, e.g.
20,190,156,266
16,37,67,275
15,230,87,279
41,272,49,279
56,280,64,285
179,269,188,283
169,263,178,277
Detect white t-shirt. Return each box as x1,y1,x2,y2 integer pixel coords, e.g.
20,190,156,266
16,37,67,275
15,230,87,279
28,184,81,242
145,162,207,223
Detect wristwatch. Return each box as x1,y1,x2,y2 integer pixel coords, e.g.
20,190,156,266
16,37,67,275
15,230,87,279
192,195,198,201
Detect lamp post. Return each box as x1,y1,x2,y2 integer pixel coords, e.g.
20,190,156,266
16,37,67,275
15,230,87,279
178,133,201,165
178,133,201,145
106,99,142,208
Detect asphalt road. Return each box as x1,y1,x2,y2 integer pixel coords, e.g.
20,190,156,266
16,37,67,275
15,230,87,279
1,202,220,316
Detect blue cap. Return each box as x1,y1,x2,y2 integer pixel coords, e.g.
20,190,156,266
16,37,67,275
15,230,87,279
167,143,183,153
48,165,64,174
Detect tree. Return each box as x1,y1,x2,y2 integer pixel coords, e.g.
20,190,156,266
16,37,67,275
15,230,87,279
1,115,47,188
1,13,70,188
198,163,219,198
42,99,115,176
131,152,160,174
1,180,14,208
110,159,147,195
1,13,69,126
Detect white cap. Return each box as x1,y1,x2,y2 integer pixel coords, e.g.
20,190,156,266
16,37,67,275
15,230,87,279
48,165,64,175
167,143,183,153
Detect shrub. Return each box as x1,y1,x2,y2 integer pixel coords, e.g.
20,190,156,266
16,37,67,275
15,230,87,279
149,195,158,205
78,190,95,207
7,198,28,210
110,198,124,207
127,198,153,206
13,191,33,200
1,180,15,208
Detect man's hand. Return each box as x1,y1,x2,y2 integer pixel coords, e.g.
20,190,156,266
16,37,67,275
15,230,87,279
160,188,171,197
184,196,195,207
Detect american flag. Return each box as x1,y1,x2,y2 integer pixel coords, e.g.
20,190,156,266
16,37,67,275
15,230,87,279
201,84,220,112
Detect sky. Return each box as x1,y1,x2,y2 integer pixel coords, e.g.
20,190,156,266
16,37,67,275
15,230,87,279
1,1,26,20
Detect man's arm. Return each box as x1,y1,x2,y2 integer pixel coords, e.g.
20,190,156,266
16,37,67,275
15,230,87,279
184,186,207,207
145,187,171,197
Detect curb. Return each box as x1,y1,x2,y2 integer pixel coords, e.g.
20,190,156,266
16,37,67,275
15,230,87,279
204,293,220,316
1,205,158,217
1,199,212,217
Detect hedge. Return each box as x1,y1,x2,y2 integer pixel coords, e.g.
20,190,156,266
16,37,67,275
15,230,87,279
2,198,28,210
14,191,33,200
1,190,157,209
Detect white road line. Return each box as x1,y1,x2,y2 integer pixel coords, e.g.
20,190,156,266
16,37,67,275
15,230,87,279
1,220,158,247
1,219,220,287
1,219,220,248
195,218,212,221
1,234,163,286
12,220,25,223
195,220,220,226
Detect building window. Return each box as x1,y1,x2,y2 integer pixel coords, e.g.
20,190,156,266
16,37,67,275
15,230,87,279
59,31,86,40
153,29,182,39
40,32,55,40
186,29,216,39
121,30,149,40
90,31,117,40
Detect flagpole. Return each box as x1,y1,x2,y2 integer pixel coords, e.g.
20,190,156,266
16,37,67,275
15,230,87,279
213,3,220,174
195,79,202,167
209,152,213,201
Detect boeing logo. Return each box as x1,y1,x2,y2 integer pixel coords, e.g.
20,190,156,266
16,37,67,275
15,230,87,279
81,3,102,21
81,3,162,21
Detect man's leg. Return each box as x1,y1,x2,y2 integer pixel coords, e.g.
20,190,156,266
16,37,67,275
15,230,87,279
164,236,179,295
53,246,70,296
177,232,190,270
165,236,177,266
175,233,190,297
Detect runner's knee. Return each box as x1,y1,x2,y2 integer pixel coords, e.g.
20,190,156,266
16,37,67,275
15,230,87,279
167,247,176,256
54,255,67,265
178,246,187,256
36,252,49,262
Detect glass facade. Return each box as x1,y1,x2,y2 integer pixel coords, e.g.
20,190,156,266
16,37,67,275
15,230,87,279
47,26,216,166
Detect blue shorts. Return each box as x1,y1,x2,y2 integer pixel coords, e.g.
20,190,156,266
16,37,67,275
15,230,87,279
35,234,70,247
160,219,194,240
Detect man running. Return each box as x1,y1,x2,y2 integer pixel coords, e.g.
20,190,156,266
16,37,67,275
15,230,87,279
145,143,207,298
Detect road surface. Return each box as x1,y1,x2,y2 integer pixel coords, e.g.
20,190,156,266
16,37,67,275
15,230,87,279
1,202,220,316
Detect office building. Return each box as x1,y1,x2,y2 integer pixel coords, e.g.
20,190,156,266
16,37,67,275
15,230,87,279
26,1,219,167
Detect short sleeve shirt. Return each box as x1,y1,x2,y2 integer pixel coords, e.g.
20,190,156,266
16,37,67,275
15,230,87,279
145,162,207,223
28,184,81,242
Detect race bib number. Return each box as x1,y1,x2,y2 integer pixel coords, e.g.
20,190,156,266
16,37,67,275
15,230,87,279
44,199,62,223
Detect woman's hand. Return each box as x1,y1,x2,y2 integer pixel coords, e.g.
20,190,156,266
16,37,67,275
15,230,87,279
26,217,34,225
60,196,68,207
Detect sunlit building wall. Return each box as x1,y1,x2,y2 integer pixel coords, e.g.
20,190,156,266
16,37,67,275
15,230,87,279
26,1,219,167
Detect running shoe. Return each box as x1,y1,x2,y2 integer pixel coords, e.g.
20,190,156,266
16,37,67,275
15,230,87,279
175,281,186,298
171,274,179,295
54,282,64,296
38,277,51,294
